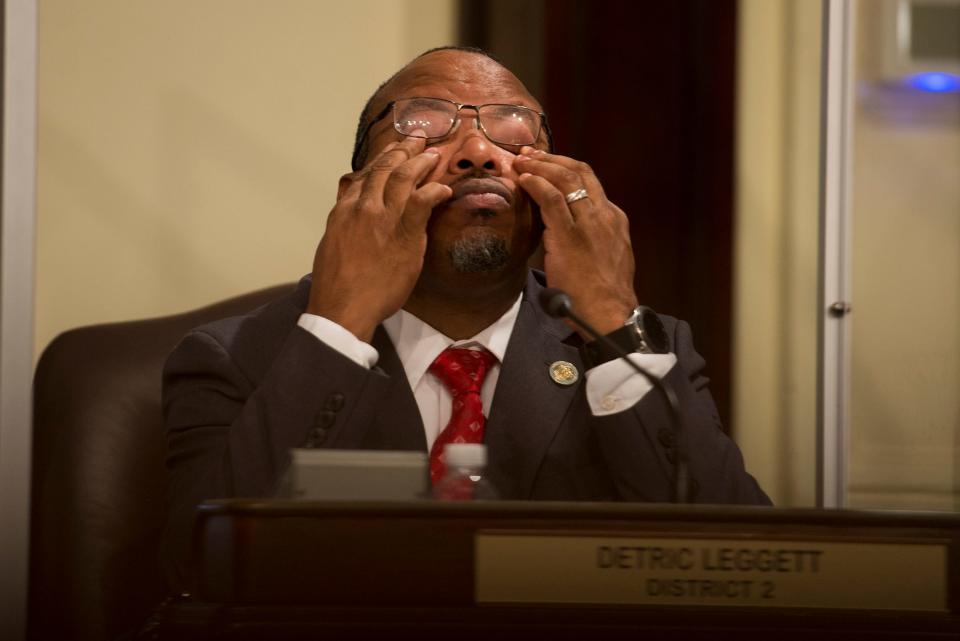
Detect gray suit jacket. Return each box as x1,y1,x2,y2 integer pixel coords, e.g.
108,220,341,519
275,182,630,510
161,270,769,591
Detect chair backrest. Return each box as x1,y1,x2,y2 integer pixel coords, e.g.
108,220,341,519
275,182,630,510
29,283,294,641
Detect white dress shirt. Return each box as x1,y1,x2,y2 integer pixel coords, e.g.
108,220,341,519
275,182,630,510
297,296,676,451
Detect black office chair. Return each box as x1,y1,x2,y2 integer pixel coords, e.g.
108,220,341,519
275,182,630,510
29,283,294,641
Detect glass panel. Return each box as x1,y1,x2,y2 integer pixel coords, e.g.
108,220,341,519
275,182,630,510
847,0,960,511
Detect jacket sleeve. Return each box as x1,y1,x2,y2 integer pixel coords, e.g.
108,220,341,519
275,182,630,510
159,324,389,593
591,319,772,506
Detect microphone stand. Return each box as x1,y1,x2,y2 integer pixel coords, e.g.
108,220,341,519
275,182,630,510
539,288,690,504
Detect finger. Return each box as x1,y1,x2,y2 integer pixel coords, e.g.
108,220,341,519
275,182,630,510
515,153,581,191
382,148,443,212
341,141,400,197
370,140,401,163
518,147,606,199
515,157,596,219
517,173,575,232
400,182,453,236
359,135,427,202
513,156,592,211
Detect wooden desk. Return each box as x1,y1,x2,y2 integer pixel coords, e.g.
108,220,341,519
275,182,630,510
159,501,960,639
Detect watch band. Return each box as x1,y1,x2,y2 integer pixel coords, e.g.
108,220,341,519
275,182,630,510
579,305,669,369
580,324,646,369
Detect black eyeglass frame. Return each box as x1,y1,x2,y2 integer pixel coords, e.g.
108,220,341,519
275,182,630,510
351,96,553,171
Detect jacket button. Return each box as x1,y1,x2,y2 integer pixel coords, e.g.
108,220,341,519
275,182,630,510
324,393,345,411
657,428,674,448
303,427,327,448
317,410,336,427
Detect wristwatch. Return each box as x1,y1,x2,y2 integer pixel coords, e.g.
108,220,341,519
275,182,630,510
580,305,669,369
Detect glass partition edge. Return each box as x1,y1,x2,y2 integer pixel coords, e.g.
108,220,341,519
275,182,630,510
818,0,855,509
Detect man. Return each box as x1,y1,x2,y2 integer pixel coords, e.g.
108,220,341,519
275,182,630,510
161,46,769,592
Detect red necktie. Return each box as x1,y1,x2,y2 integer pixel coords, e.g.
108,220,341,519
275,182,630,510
428,347,496,484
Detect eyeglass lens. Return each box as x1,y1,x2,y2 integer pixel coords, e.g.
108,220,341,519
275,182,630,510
393,98,539,146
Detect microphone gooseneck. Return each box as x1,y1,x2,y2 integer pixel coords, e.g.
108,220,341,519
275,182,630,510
539,287,690,504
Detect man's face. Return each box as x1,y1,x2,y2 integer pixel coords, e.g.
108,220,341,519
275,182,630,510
361,51,549,287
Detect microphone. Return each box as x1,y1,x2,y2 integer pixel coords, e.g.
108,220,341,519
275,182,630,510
539,287,690,504
539,287,573,318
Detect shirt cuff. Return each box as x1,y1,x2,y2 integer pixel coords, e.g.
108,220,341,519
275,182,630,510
584,353,678,416
297,313,379,368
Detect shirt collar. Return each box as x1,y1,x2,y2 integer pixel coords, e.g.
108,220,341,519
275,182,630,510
382,293,522,392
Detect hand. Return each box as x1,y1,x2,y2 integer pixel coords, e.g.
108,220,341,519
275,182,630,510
515,147,638,336
307,135,453,342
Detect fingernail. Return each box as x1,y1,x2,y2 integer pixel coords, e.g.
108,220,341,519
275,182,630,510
516,154,530,162
531,149,546,155
411,129,427,138
424,147,441,155
519,172,532,179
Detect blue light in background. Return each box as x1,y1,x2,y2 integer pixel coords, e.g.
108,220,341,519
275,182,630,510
906,72,960,93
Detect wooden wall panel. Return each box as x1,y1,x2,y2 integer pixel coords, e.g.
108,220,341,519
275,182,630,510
462,0,737,431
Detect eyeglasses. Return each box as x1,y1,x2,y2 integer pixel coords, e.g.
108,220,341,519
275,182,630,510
352,96,550,170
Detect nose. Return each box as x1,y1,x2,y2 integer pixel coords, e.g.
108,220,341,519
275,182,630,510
446,116,504,176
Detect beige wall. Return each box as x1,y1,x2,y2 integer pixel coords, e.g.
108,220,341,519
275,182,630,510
847,1,960,510
733,0,821,507
36,0,455,356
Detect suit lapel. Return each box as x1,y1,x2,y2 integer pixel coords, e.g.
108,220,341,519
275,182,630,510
359,327,428,452
484,274,582,499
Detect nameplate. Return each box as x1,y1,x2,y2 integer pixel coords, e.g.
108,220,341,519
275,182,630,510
475,532,948,611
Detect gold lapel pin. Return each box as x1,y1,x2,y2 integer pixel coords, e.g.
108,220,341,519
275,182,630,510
549,360,579,386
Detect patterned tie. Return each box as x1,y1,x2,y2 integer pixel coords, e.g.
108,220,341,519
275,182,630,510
428,347,497,484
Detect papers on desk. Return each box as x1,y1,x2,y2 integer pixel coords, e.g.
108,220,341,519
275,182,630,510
279,448,429,500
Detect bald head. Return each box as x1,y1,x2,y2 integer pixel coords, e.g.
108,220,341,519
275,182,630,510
351,47,547,170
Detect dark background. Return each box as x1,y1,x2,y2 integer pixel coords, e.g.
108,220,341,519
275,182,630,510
460,0,738,433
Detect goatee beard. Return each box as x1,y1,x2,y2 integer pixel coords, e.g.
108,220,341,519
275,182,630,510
449,230,509,273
